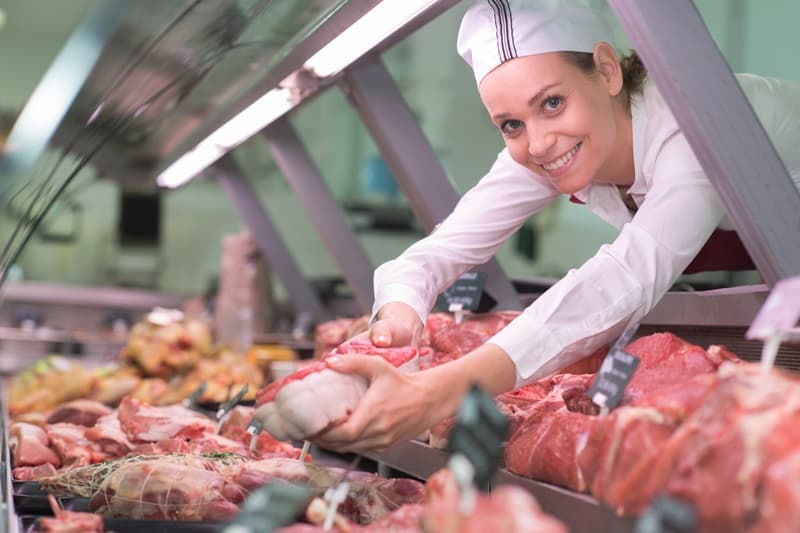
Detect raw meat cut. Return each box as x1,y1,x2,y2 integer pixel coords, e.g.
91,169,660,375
619,363,800,532
504,334,741,502
46,399,113,427
117,395,215,441
226,458,425,524
39,453,249,498
254,339,418,441
89,461,246,520
46,423,108,468
9,422,61,468
39,494,103,532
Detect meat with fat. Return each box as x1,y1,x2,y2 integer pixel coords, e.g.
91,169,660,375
45,399,113,427
117,395,215,441
89,460,246,520
9,422,61,468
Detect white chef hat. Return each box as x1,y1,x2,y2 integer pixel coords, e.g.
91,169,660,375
457,0,616,85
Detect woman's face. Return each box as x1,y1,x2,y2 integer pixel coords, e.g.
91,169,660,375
478,48,626,194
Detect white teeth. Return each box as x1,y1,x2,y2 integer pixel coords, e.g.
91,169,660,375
542,144,579,171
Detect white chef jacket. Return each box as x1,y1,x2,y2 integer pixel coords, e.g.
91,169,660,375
373,74,800,388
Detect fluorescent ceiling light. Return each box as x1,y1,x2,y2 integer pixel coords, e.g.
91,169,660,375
304,0,438,77
205,87,294,149
156,144,223,189
158,0,439,189
157,87,295,188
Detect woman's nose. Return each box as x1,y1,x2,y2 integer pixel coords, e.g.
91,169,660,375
528,129,556,159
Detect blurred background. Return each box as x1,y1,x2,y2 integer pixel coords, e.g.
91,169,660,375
0,0,795,367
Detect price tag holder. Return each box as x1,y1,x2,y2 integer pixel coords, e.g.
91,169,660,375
588,324,641,414
633,495,698,533
746,275,800,341
447,383,510,493
435,272,488,314
746,275,800,372
222,483,313,533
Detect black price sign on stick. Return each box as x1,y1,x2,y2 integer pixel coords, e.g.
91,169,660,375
435,272,488,313
588,324,641,414
447,383,510,492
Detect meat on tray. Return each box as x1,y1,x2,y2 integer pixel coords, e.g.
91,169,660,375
11,394,308,483
89,461,247,521
226,457,425,525
9,422,61,469
505,334,740,491
40,453,250,498
39,494,103,532
117,396,215,441
276,468,567,533
253,339,419,441
45,399,113,427
499,331,800,531
41,453,424,525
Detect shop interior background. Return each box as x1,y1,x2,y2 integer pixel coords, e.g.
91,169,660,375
0,0,794,301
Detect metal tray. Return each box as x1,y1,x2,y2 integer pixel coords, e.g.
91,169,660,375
18,515,223,533
11,481,91,516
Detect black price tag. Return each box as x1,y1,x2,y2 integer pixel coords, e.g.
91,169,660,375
634,495,698,533
435,272,488,312
447,384,510,491
223,483,313,533
588,349,640,411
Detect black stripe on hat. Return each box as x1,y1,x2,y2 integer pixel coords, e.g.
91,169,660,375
496,0,518,58
488,0,504,63
487,0,517,62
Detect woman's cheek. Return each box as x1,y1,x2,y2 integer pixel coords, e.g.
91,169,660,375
506,138,531,168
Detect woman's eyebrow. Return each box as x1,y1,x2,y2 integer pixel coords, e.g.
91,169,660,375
491,82,560,121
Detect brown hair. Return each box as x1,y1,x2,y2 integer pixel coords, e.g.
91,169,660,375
560,50,647,111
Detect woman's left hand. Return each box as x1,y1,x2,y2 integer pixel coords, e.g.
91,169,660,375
312,355,451,453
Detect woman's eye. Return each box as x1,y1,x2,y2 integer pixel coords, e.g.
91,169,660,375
543,96,563,112
500,119,523,134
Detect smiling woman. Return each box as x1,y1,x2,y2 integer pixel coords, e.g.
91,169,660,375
251,0,800,454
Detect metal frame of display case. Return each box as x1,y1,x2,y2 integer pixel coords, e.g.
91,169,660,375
260,120,377,314
606,0,800,286
216,156,332,322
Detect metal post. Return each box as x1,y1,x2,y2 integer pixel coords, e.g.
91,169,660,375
343,59,522,311
215,156,330,322
262,120,375,314
607,0,800,286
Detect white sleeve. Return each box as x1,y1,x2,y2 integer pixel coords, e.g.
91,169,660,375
372,149,559,323
490,133,729,387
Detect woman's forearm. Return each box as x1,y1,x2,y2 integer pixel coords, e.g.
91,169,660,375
423,343,517,419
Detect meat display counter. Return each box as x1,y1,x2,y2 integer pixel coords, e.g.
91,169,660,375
361,440,636,533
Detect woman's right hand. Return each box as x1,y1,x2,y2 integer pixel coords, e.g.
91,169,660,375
363,302,423,348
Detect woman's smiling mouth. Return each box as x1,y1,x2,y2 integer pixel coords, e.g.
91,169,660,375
541,142,581,173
